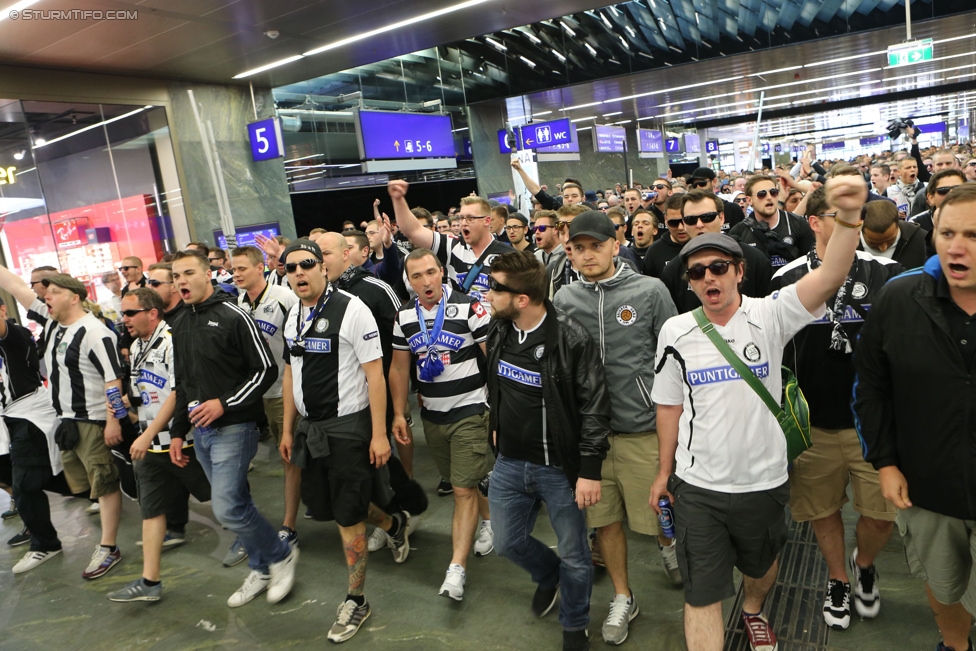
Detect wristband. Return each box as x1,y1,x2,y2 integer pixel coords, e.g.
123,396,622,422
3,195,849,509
834,218,863,229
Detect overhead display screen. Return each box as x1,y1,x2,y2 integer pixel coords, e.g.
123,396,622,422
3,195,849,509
358,111,455,159
594,125,627,153
539,124,579,153
637,129,663,153
684,133,701,153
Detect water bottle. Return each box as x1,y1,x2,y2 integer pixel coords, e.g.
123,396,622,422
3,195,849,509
188,400,214,435
658,496,676,539
106,386,128,420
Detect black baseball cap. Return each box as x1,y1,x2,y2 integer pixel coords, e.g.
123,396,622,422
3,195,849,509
280,238,323,263
568,211,616,242
690,167,717,180
507,212,529,227
679,233,743,263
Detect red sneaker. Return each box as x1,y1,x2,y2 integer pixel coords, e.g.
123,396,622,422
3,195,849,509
742,612,778,651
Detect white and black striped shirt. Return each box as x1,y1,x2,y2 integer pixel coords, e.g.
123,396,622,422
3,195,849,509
429,231,512,307
283,288,382,422
392,286,490,424
42,312,123,421
239,283,299,399
130,322,189,451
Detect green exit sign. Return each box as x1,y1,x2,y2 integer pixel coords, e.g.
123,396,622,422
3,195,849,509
887,38,934,67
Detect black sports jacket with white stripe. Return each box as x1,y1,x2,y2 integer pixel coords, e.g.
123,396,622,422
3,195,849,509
169,289,277,439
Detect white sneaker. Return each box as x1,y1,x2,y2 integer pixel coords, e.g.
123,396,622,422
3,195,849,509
227,570,270,607
405,511,416,536
267,547,299,603
439,563,466,601
473,520,494,557
659,539,683,586
602,592,639,645
13,549,61,574
367,526,390,553
85,502,100,515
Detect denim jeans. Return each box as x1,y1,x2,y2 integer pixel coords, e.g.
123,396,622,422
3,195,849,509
489,454,593,631
193,421,288,574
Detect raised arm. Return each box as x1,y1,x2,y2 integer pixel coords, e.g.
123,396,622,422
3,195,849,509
0,264,43,312
795,175,866,313
387,180,435,250
511,159,542,196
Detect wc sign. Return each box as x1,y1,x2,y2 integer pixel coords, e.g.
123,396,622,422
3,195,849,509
517,119,572,151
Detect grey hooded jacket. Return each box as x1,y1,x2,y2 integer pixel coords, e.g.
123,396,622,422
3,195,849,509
553,261,677,433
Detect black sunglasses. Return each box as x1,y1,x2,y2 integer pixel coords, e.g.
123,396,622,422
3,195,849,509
118,265,137,272
681,212,721,226
689,179,711,189
146,279,171,288
935,186,957,196
754,188,781,199
488,276,521,294
687,260,734,281
121,308,149,317
613,224,626,231
666,218,684,228
284,258,320,273
651,183,669,190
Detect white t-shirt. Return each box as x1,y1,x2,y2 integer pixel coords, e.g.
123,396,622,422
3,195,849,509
651,284,824,493
238,283,299,399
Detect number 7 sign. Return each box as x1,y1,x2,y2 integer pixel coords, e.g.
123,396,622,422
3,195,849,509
248,118,284,161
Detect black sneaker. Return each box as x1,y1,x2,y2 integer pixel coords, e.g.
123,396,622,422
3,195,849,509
532,581,559,618
1,504,18,520
849,548,880,618
563,628,589,651
822,579,851,630
7,526,30,547
436,479,453,496
936,638,973,651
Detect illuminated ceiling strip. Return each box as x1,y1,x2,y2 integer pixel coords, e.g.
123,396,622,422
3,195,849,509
34,106,152,148
235,0,491,78
0,0,40,23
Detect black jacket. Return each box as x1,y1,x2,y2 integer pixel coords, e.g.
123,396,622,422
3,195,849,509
852,256,976,519
728,210,816,268
335,266,400,373
486,301,610,485
659,242,772,313
857,220,927,270
642,232,684,278
170,289,277,439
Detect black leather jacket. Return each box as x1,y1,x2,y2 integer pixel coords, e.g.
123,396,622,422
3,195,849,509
486,300,611,485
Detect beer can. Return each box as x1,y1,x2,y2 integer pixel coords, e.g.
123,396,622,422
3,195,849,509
188,400,214,435
658,496,676,539
106,386,128,420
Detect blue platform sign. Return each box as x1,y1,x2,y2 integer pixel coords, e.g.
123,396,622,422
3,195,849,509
248,118,284,162
358,111,455,159
638,129,663,153
517,118,572,150
665,137,681,154
704,139,720,154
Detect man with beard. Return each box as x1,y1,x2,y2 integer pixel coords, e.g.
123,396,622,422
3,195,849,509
729,175,816,272
506,214,536,253
532,211,562,268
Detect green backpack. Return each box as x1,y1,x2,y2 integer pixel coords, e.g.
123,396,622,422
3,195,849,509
692,307,812,462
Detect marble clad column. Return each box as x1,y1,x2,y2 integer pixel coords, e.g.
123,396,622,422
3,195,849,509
167,82,297,244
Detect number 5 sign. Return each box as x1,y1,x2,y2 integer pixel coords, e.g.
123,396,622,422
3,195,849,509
247,118,284,162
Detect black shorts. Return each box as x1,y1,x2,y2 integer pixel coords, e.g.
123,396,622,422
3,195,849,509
669,475,790,607
301,437,372,528
133,448,211,520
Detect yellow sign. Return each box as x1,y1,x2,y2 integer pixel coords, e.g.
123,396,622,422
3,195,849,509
0,166,16,185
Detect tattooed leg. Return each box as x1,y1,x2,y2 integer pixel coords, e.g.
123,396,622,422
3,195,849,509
340,523,368,596
366,503,393,531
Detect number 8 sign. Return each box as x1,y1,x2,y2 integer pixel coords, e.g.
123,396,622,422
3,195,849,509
248,118,284,162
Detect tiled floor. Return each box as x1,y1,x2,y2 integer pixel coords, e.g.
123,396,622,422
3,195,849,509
0,416,946,650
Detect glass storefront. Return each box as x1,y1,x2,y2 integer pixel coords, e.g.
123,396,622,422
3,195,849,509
0,99,186,332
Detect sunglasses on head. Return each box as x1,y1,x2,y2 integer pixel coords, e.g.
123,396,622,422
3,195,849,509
754,188,781,199
687,260,734,281
680,211,721,226
146,279,171,288
121,308,148,318
689,179,711,189
284,258,319,273
488,276,521,294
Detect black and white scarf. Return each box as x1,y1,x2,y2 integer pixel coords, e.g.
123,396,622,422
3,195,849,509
807,249,857,353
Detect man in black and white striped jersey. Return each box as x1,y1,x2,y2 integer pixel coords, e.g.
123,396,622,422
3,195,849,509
35,274,126,580
389,248,494,603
